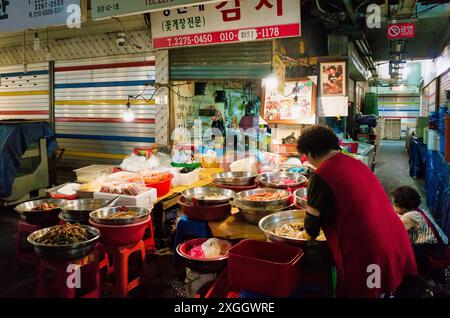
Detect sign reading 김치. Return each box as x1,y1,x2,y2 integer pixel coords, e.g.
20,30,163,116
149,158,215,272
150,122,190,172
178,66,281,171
0,0,81,33
151,0,301,49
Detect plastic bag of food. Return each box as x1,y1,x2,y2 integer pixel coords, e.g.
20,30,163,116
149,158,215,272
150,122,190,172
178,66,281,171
201,238,232,258
188,245,204,258
120,154,148,172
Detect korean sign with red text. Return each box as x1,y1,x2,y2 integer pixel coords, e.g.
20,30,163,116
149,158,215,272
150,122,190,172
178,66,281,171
387,22,415,39
151,0,301,49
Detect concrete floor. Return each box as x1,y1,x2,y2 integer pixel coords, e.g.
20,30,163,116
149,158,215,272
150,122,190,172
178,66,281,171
0,139,427,297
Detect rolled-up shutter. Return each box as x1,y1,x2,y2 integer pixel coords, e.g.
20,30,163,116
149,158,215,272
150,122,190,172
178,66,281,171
170,41,272,80
439,69,450,107
54,53,156,165
378,95,420,135
0,63,49,120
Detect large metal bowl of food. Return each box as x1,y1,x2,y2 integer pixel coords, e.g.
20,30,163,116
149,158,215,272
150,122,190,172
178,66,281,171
233,188,291,211
14,199,64,225
211,171,257,186
238,204,295,225
27,223,100,261
293,187,308,208
182,187,235,206
258,209,326,246
89,206,151,225
257,172,307,189
59,199,110,222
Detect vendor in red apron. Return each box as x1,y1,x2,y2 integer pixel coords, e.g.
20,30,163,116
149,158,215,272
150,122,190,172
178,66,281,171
296,125,417,298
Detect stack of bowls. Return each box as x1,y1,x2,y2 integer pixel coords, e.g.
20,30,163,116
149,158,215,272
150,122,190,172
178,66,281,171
89,206,151,246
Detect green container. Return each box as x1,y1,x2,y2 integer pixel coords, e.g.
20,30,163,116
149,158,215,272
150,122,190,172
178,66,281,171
171,162,201,169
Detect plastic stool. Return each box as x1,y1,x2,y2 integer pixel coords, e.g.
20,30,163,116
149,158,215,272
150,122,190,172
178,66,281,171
15,220,40,267
36,250,100,298
98,240,146,297
143,218,156,255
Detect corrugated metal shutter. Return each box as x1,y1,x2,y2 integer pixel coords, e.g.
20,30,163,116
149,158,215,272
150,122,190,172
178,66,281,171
170,41,272,80
426,79,437,113
439,69,450,107
378,95,420,135
54,53,156,164
0,63,49,120
421,86,429,117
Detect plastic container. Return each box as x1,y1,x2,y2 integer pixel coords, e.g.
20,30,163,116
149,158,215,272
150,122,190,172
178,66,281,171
173,168,200,187
145,174,173,197
339,141,359,153
93,188,157,208
228,239,304,297
89,217,150,246
74,165,114,183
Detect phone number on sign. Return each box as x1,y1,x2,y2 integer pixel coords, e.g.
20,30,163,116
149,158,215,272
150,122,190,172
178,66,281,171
165,27,280,47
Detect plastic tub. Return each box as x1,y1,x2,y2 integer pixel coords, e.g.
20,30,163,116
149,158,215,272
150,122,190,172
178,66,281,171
145,174,173,197
74,165,114,183
339,142,359,153
174,168,200,187
228,239,304,297
89,216,150,246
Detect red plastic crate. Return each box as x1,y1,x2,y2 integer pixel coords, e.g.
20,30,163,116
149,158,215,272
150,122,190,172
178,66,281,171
227,239,304,297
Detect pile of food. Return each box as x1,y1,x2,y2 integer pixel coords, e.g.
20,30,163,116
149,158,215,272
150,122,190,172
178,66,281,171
99,182,147,196
143,172,172,184
35,223,89,245
195,193,228,201
188,238,232,259
244,191,288,201
272,222,326,240
106,206,139,219
31,203,58,211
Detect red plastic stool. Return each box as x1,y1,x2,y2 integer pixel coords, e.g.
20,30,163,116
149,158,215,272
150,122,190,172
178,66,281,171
36,250,100,298
98,240,146,297
15,220,40,267
143,218,156,255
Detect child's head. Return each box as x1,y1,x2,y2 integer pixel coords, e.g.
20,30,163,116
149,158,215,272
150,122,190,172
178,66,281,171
390,186,421,215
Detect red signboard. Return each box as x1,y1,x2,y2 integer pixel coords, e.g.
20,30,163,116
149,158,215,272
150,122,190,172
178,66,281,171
151,0,301,49
387,22,415,39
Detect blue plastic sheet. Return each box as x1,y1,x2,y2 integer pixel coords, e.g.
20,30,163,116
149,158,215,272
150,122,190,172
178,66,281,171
0,121,57,197
409,138,427,178
425,150,450,236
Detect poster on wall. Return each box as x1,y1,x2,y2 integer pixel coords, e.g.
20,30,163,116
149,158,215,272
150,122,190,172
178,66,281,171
151,0,301,49
263,78,316,125
318,96,349,117
0,0,82,33
319,60,347,97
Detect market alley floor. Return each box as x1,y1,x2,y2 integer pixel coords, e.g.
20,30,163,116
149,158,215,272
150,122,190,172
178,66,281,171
375,140,425,199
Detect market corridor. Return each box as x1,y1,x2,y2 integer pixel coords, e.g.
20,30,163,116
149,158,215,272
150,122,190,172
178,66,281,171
375,140,425,199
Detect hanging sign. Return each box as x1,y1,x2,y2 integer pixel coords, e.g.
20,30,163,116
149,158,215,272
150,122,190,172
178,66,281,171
151,0,301,49
91,0,219,20
0,0,82,33
387,22,415,39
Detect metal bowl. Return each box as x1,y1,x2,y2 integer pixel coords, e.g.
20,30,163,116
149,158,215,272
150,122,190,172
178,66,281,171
257,172,307,189
211,171,257,186
27,225,100,261
182,187,235,206
293,188,308,208
59,199,110,221
14,199,64,225
258,209,327,246
89,206,151,225
176,238,230,274
233,188,291,212
238,204,295,225
58,212,90,225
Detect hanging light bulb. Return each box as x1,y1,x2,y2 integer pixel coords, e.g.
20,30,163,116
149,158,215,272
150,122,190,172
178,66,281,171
123,99,135,122
33,32,40,51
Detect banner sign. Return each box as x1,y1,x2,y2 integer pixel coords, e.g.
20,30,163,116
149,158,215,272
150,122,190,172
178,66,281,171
91,0,218,20
151,0,301,49
0,0,81,33
387,22,415,39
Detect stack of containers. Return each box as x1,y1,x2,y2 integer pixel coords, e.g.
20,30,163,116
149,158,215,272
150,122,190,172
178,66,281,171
438,106,448,154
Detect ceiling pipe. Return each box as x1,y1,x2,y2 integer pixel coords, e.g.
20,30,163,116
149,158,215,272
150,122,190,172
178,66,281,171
341,0,379,81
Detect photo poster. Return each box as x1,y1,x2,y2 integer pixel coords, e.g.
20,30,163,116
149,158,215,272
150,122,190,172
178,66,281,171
319,60,347,96
263,79,316,125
